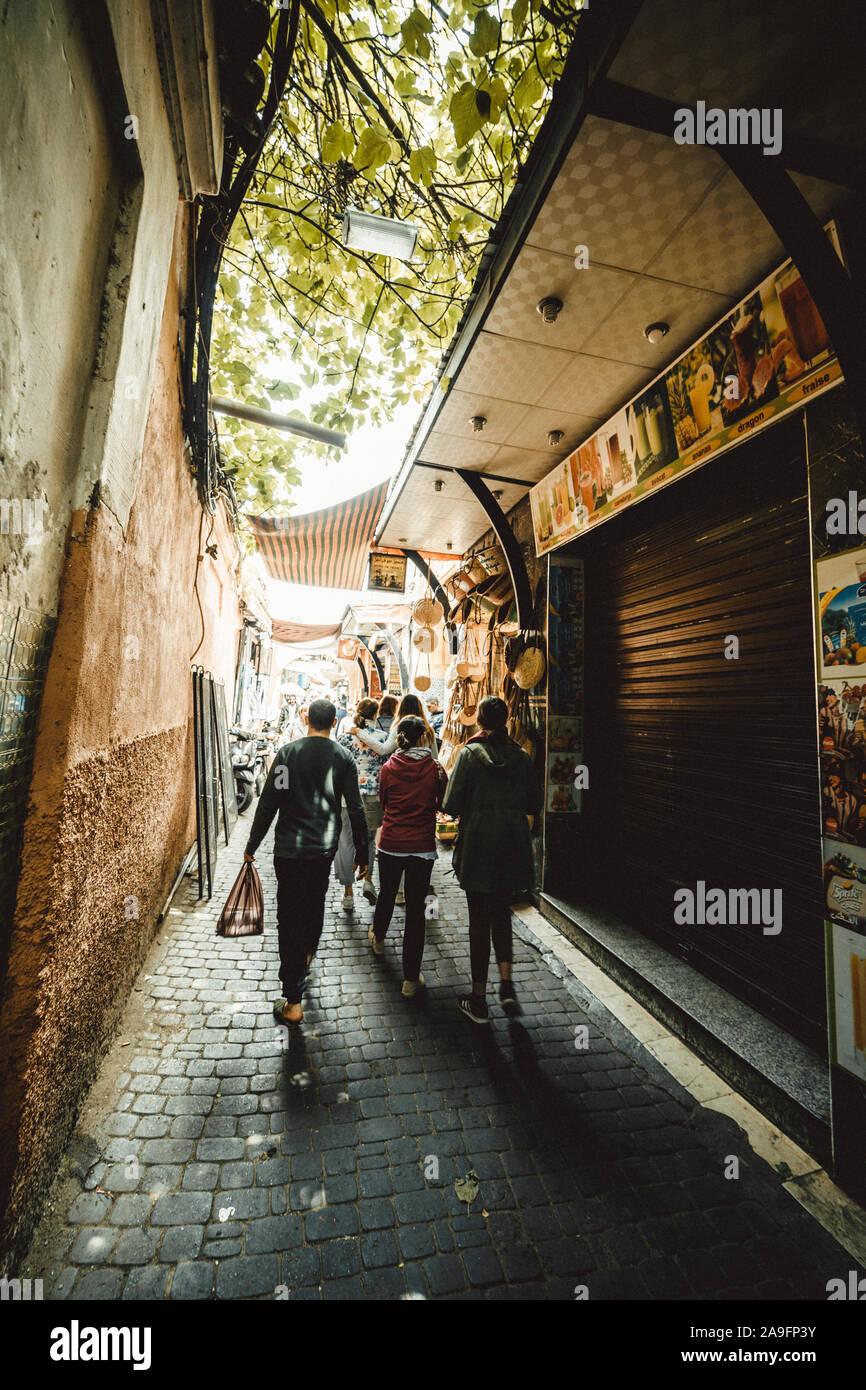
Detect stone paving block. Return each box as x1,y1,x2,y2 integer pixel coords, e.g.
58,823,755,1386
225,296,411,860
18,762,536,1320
122,1266,170,1300
111,1229,160,1265
110,1195,153,1226
73,1270,124,1300
69,1228,119,1264
216,1255,279,1299
152,1192,212,1226
171,1261,215,1300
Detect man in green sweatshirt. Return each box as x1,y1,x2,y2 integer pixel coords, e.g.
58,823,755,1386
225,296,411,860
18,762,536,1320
243,698,368,1025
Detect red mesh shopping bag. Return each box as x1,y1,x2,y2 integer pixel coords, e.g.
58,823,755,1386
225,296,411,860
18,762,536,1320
217,860,264,937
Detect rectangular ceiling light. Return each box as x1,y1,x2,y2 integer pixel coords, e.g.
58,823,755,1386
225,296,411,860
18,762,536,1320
341,207,419,261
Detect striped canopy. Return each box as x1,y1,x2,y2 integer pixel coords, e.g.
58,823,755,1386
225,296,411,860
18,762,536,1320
248,480,389,591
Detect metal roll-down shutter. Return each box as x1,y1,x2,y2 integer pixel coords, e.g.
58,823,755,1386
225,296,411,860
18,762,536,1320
566,417,825,1050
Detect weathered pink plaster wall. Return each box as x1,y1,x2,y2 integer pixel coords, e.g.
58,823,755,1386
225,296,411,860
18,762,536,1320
0,210,242,1263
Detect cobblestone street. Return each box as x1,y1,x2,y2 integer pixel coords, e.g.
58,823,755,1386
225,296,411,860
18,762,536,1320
25,818,863,1302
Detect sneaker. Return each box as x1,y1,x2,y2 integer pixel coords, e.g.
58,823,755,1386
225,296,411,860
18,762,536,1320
395,890,405,906
362,878,378,904
499,980,521,1016
458,994,489,1024
341,888,354,912
402,974,425,998
367,924,385,956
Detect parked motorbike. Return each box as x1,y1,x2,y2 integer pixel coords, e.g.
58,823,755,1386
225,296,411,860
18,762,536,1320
229,727,265,813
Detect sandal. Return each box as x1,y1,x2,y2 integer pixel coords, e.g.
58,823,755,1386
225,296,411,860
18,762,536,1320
274,1000,303,1026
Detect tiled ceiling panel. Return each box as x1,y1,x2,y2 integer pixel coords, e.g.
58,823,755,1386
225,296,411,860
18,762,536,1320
537,352,653,418
417,431,498,469
503,403,601,455
452,331,573,405
483,244,636,351
379,471,503,554
587,276,730,370
486,444,559,481
433,389,531,444
646,167,782,296
647,170,851,299
525,116,721,273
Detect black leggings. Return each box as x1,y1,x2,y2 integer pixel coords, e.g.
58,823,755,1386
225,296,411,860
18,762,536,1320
467,891,513,988
373,852,433,983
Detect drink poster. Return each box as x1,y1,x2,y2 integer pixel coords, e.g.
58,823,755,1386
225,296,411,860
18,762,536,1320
531,223,844,557
817,546,866,682
546,557,584,813
824,839,866,932
829,919,866,1084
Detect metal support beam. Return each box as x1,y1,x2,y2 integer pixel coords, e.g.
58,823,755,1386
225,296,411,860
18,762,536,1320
455,469,535,631
355,635,386,693
375,625,408,692
209,395,346,449
404,550,450,617
356,655,368,693
414,461,537,489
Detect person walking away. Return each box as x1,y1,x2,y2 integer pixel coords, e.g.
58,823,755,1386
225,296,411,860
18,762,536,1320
334,698,386,909
369,716,448,997
243,698,368,1026
353,693,438,904
442,695,541,1023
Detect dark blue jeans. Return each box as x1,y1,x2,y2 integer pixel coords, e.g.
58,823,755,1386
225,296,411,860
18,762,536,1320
373,852,433,983
274,856,331,1003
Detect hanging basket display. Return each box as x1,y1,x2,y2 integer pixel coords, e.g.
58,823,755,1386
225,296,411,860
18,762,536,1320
412,625,435,653
513,644,546,691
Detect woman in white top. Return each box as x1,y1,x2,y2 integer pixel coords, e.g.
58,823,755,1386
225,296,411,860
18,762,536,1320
353,692,438,758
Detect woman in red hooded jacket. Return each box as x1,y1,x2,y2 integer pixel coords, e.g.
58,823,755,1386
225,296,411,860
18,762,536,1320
368,715,448,997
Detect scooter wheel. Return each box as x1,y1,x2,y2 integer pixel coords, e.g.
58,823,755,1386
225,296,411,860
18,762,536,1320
236,784,253,813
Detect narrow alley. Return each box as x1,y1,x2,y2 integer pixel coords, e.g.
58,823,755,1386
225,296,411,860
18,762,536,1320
24,822,860,1303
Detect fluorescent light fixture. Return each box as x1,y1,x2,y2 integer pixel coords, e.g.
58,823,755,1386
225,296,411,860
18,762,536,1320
341,207,419,261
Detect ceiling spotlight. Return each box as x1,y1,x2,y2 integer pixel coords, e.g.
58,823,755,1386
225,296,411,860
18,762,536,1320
492,489,504,501
644,321,669,345
446,540,453,550
537,296,563,323
398,537,407,542
434,478,444,492
547,429,565,447
341,207,419,261
470,415,487,432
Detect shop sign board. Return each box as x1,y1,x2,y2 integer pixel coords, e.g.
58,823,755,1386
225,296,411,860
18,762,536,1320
530,223,844,557
368,551,407,593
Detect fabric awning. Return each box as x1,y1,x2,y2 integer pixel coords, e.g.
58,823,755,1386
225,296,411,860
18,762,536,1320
248,480,390,591
270,619,342,645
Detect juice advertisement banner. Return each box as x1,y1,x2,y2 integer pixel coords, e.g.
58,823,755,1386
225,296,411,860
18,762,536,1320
530,223,844,557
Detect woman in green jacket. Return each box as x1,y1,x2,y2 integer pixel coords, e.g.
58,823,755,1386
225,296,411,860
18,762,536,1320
442,695,541,1023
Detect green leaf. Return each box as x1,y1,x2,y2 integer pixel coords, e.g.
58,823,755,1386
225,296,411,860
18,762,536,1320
409,145,437,187
321,120,353,163
353,124,397,176
449,83,487,147
400,7,433,58
469,9,500,55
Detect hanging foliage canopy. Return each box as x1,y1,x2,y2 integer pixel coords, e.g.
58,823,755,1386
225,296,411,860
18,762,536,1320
210,0,585,509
